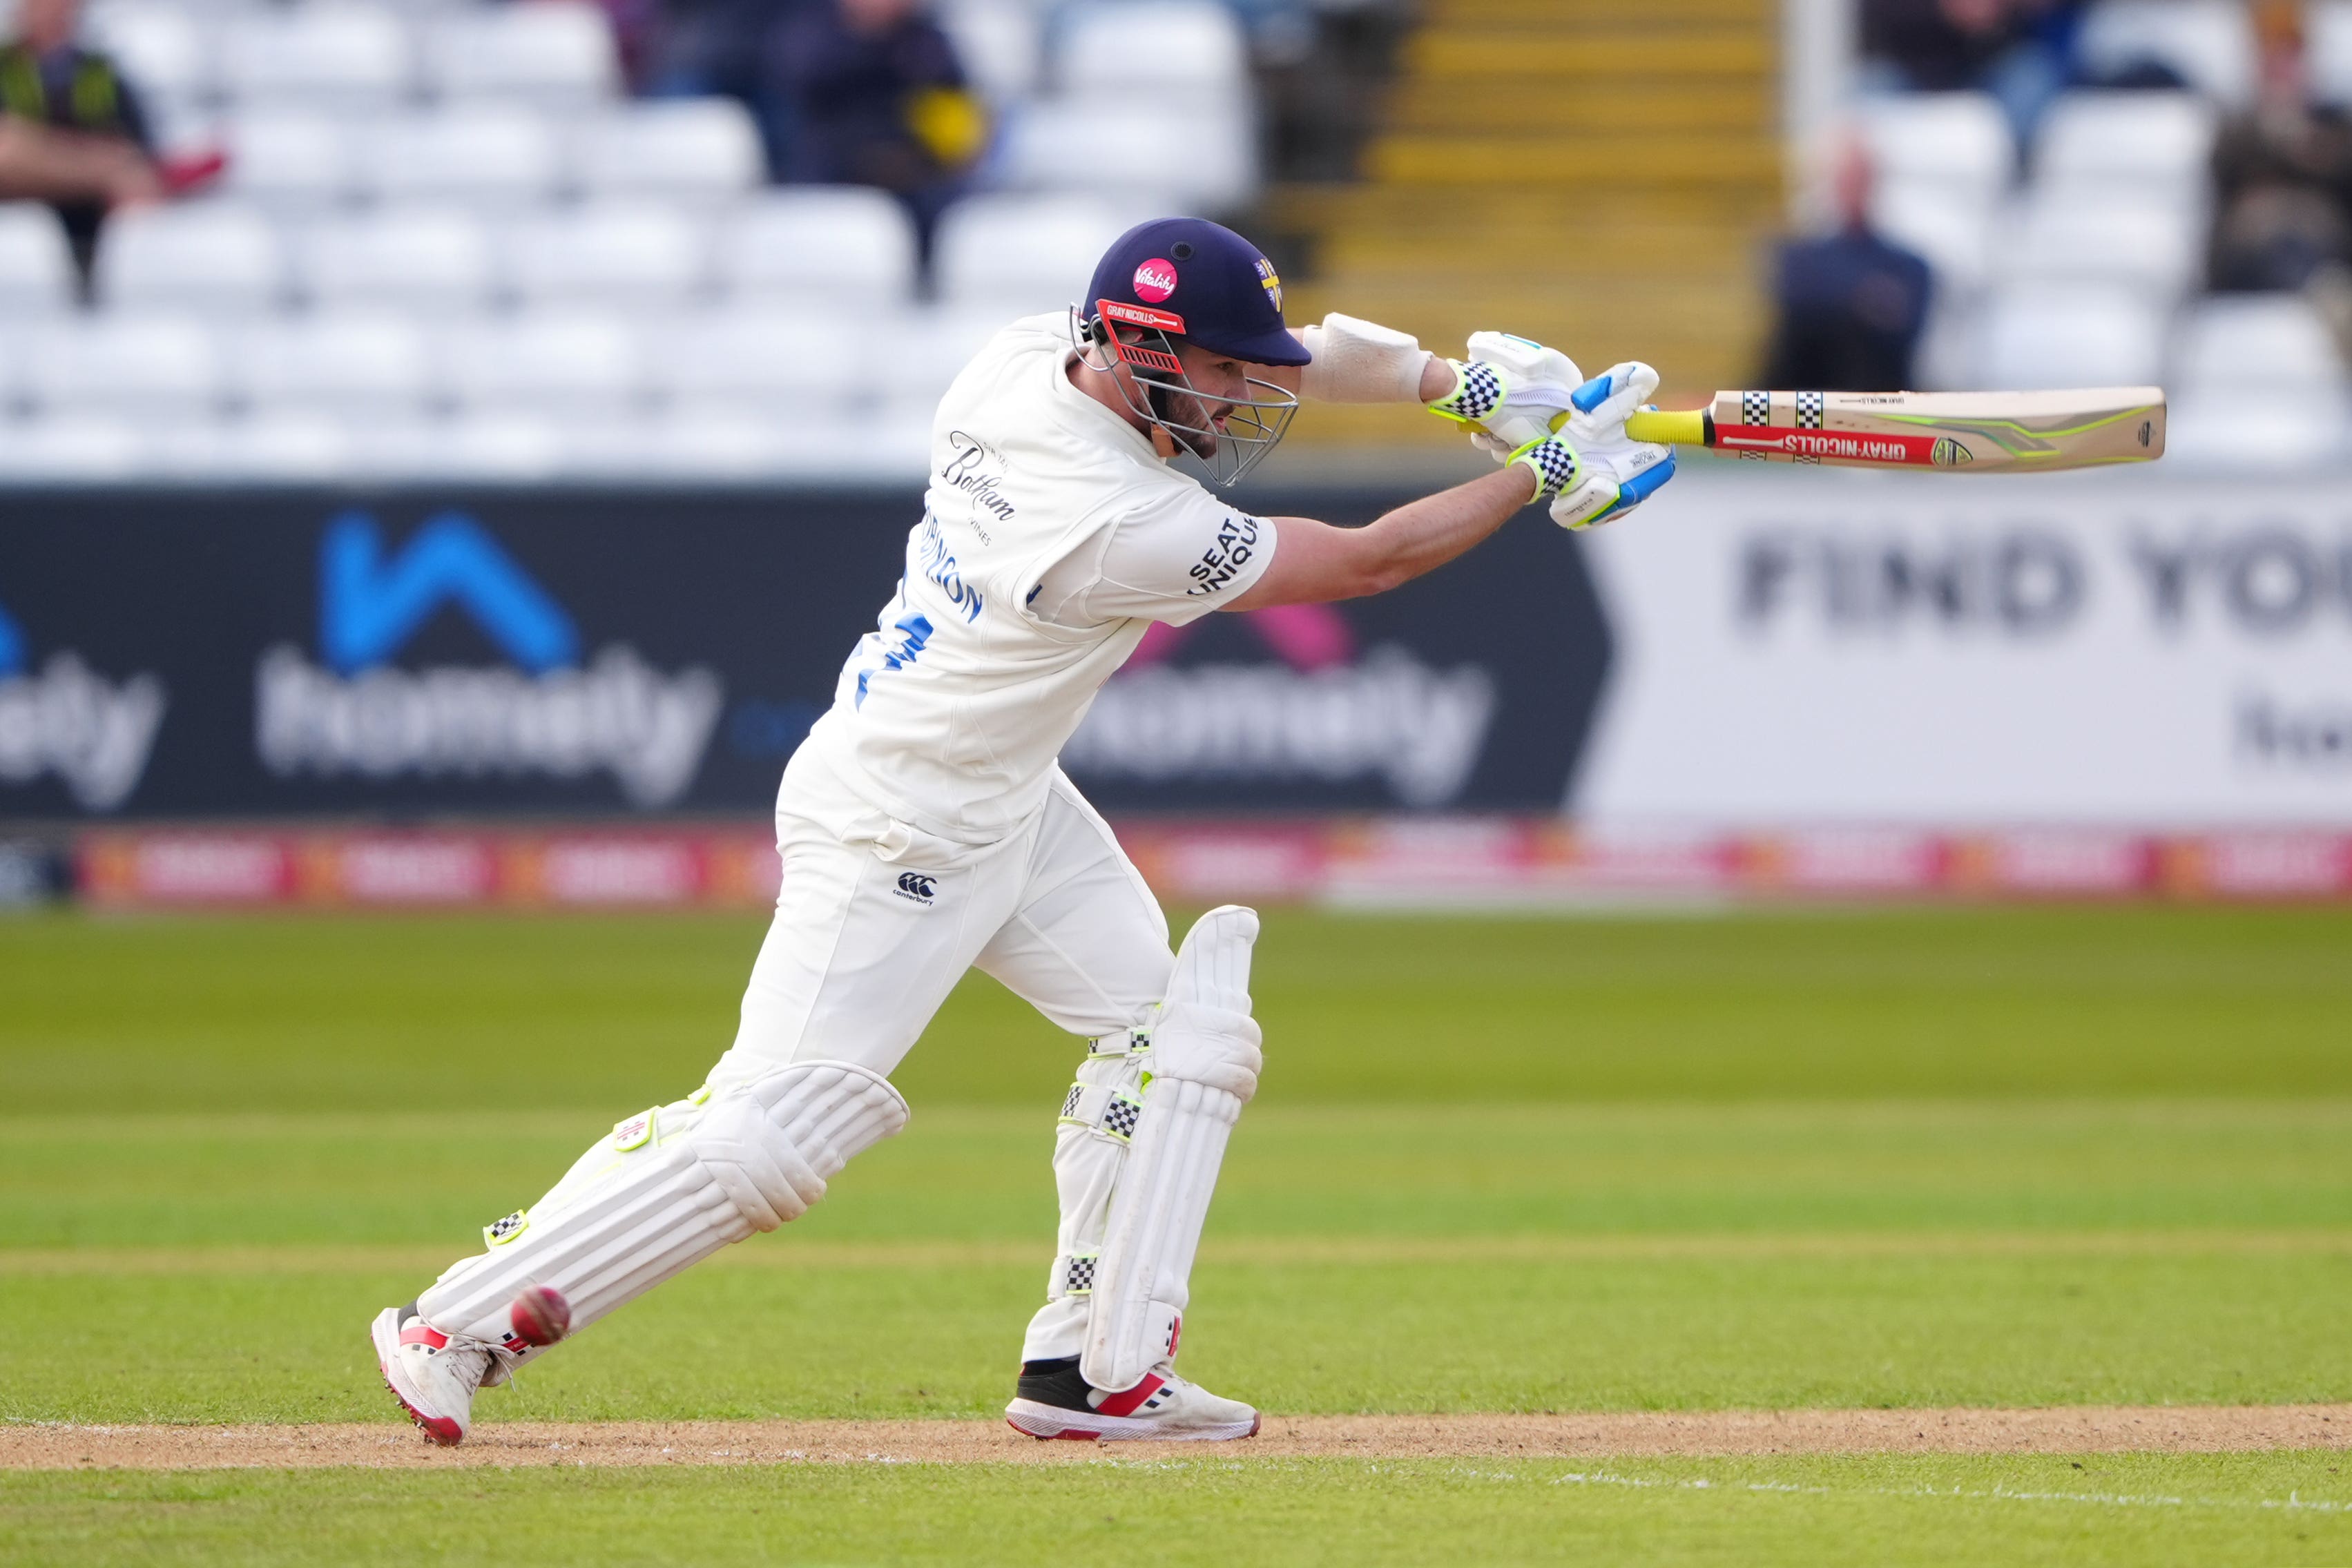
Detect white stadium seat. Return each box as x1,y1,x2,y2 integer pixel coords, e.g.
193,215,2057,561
938,0,1043,103
0,204,75,314
998,98,1256,209
2077,0,2257,104
503,202,709,310
650,307,873,414
712,188,919,308
420,2,619,107
0,415,152,481
230,312,435,421
440,309,644,418
351,414,569,481
871,303,1020,407
2315,2,2352,106
2171,295,2350,391
220,3,414,112
1871,178,1996,295
1058,1,1249,95
2034,92,2216,197
1858,93,2014,210
570,101,765,205
358,108,562,209
21,311,223,420
2000,190,2202,300
97,203,287,314
86,2,213,108
2163,388,2352,468
933,194,1137,311
221,111,358,213
1976,284,2168,387
295,206,495,312
153,412,358,481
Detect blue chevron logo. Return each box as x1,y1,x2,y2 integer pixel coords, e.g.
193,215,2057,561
319,511,579,675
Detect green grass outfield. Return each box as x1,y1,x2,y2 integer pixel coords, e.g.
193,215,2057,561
3,905,2351,1565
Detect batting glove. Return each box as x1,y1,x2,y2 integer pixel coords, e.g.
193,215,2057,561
1543,363,1678,530
1426,331,1583,447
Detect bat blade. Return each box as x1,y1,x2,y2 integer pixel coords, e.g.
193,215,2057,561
1623,387,2166,472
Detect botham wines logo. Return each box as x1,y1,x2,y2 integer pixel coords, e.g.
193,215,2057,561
255,512,723,807
0,601,166,811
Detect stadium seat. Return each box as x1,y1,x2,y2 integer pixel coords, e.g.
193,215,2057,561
0,414,152,481
938,0,1043,103
1976,285,2168,387
21,311,223,420
711,188,919,309
1999,190,2202,301
351,413,570,481
997,99,1256,209
2076,0,2257,104
2171,294,2350,391
2315,2,2352,106
439,309,644,418
2163,388,2352,467
0,204,75,314
85,2,213,111
869,302,1019,407
153,412,357,481
220,111,358,213
1058,1,1249,95
503,202,709,311
418,1,619,108
650,307,874,414
230,311,435,421
932,194,1137,312
358,107,563,209
2033,92,2217,197
220,3,414,112
1871,178,1996,295
96,202,287,315
1858,93,2014,210
570,101,765,206
295,206,495,312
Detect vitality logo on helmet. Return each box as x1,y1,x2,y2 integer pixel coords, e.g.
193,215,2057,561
0,601,166,812
254,512,723,808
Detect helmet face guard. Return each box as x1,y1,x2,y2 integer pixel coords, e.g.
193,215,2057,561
1074,300,1300,487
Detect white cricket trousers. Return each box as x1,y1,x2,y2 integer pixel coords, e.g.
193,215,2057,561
705,744,1176,1362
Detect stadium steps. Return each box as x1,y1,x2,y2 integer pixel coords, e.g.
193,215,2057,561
1272,0,1780,442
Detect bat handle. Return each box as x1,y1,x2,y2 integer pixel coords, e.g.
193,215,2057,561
1622,409,1709,447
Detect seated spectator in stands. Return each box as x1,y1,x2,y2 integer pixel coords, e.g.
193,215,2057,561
0,0,163,295
1860,0,2081,149
767,0,985,273
1757,133,1934,393
2209,1,2352,294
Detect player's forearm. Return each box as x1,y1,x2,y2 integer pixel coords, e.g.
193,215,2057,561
1233,466,1537,608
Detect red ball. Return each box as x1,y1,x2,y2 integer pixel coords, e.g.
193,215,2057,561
508,1284,572,1348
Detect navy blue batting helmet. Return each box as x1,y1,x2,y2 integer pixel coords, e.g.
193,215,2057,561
1082,217,1310,367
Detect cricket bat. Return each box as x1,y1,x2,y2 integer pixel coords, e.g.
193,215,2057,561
1620,387,2165,472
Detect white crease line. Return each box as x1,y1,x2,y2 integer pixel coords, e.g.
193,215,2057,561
1534,1467,2349,1514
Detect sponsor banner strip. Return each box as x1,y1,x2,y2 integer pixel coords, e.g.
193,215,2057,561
65,824,2352,910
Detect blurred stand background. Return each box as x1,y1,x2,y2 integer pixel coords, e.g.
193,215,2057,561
0,0,2346,909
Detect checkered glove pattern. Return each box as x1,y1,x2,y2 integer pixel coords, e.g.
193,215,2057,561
1508,434,1581,502
1427,358,1506,424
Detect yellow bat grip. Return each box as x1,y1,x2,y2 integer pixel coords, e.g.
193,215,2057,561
1622,409,1708,447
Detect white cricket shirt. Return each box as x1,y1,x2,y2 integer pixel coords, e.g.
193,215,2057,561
794,313,1276,844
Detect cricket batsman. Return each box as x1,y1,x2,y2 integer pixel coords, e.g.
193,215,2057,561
372,217,1676,1444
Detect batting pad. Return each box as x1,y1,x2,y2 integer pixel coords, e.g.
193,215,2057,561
418,1061,907,1348
1083,905,1262,1394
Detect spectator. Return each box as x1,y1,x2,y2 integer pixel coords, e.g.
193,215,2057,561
2208,1,2352,293
1860,0,2082,150
0,0,162,295
767,0,985,273
1757,133,1934,393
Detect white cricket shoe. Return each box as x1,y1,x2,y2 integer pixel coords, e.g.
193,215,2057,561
1005,1357,1260,1442
370,1301,495,1446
